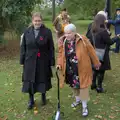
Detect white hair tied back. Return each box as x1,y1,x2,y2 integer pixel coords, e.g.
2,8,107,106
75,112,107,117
64,24,76,32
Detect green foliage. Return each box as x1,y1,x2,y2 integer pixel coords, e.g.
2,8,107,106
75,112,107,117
0,0,42,33
63,0,120,20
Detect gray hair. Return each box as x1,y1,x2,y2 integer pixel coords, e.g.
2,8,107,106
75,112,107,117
64,24,76,32
32,12,42,20
97,11,107,20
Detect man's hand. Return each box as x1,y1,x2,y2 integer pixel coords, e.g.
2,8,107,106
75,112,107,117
117,34,120,38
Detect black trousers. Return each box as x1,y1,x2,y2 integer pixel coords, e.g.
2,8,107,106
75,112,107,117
92,70,105,88
29,92,46,102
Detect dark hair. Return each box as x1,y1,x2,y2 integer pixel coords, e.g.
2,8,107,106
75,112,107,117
91,14,106,33
61,8,67,11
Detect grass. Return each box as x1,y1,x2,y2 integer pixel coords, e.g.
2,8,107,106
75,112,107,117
0,20,120,120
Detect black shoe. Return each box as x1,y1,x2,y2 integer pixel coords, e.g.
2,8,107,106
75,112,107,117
27,100,34,110
91,84,97,90
28,94,34,110
41,93,46,105
96,87,105,93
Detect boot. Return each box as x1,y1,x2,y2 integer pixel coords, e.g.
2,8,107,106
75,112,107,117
28,94,34,110
96,87,105,93
96,71,105,93
41,93,46,105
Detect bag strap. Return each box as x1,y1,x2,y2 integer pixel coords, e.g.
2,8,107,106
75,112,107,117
91,33,96,49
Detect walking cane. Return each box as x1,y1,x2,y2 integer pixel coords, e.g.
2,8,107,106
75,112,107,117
53,68,64,120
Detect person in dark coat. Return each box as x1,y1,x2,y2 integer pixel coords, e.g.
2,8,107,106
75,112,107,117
20,12,55,109
91,14,114,93
106,8,120,53
86,11,108,45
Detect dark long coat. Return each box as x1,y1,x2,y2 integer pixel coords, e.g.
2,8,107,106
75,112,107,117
20,25,55,94
93,29,113,71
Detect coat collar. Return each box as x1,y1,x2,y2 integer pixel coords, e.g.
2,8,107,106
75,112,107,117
75,33,83,43
28,24,45,32
58,33,84,47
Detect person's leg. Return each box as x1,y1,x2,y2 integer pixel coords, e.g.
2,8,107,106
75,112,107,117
96,70,105,93
114,37,120,53
118,43,120,53
91,70,98,90
80,87,89,117
115,42,119,53
28,92,34,109
71,88,81,107
111,37,118,52
41,93,46,105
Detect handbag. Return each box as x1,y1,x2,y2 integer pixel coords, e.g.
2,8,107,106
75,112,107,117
92,33,106,61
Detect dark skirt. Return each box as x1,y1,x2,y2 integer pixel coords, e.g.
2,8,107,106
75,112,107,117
22,57,52,94
65,40,80,89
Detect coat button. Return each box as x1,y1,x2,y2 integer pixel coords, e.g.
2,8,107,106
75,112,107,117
63,74,65,76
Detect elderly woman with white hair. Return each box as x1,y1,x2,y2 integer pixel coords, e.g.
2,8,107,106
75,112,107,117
56,23,101,117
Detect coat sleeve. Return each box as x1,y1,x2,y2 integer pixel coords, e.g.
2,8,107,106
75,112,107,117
53,16,59,27
82,36,100,66
57,46,63,67
108,19,120,25
56,37,64,67
48,29,55,66
20,33,26,65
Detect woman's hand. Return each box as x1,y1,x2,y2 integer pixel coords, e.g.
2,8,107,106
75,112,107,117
56,65,61,70
105,20,108,23
95,62,101,70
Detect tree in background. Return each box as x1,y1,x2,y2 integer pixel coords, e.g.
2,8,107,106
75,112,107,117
63,0,120,20
0,0,42,34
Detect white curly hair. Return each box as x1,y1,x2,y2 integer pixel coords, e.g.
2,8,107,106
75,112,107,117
64,24,76,32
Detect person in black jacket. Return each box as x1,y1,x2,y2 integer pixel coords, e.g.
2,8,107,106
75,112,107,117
20,12,55,109
86,11,108,45
90,14,114,93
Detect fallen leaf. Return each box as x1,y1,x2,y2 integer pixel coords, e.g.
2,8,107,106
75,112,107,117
109,115,116,119
97,115,102,119
12,90,15,92
34,110,38,115
10,83,12,85
103,118,107,120
95,115,103,119
73,107,76,110
93,101,98,104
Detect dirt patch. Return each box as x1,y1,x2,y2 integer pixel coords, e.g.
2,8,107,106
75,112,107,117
0,40,20,58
